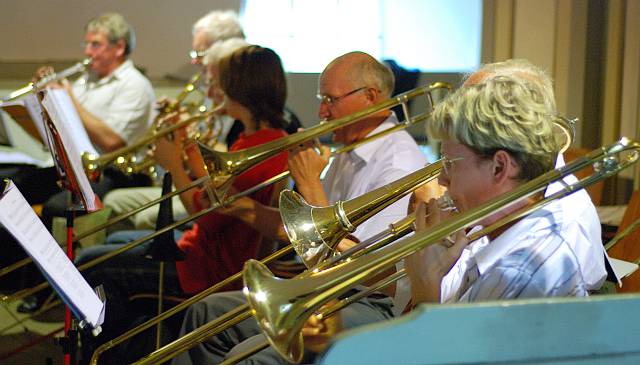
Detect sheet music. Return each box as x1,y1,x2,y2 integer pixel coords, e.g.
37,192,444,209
23,93,48,141
0,94,48,144
609,258,639,285
41,89,98,211
0,149,51,167
0,180,104,328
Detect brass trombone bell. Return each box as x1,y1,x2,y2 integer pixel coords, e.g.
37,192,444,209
280,160,443,268
244,137,640,363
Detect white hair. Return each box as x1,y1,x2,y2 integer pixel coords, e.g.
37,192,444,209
203,38,249,67
86,12,135,56
192,10,245,45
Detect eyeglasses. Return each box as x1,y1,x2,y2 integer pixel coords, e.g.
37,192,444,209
442,156,464,175
82,40,110,50
316,87,368,106
189,49,206,60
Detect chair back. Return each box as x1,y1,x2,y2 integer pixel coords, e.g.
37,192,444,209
564,148,604,205
608,190,640,292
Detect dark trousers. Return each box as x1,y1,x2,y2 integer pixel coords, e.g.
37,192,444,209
0,164,151,290
77,230,185,364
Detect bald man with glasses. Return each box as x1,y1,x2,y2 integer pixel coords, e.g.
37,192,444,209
169,51,436,365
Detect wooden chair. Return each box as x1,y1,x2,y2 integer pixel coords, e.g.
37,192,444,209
607,190,640,292
563,147,604,205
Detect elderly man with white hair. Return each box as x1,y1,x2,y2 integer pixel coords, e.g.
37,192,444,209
102,11,248,231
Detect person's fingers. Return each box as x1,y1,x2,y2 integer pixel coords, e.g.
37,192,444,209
414,201,428,231
320,145,332,159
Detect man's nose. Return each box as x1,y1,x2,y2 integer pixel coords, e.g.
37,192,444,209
437,175,449,188
318,103,330,120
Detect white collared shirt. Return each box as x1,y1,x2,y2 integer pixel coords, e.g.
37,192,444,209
72,59,155,152
439,155,605,302
322,113,428,313
322,113,427,241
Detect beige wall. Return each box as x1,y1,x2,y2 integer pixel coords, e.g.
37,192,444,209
0,0,240,79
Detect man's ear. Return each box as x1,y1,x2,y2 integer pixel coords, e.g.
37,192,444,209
492,150,518,183
365,87,378,103
114,40,126,58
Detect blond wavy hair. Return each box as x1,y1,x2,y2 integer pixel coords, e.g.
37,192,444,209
466,59,556,113
428,74,561,180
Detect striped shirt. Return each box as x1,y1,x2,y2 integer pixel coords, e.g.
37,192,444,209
441,198,590,302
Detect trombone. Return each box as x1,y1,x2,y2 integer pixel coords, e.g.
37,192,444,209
128,128,584,365
198,82,452,202
113,72,210,176
116,112,578,364
81,105,221,181
0,82,451,295
0,58,91,102
242,137,640,364
92,163,443,365
0,82,450,361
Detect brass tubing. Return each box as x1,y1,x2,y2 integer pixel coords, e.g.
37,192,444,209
82,105,221,178
73,175,210,242
1,171,291,304
316,215,416,271
0,176,211,282
130,305,253,365
280,160,442,267
604,216,640,251
0,257,32,279
127,212,424,365
220,269,406,365
199,82,451,193
1,59,91,102
89,245,293,365
242,138,640,363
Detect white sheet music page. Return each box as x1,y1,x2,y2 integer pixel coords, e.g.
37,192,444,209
0,94,48,144
23,93,49,142
41,89,98,211
0,180,104,328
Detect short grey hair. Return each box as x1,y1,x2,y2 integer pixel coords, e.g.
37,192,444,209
324,51,395,98
85,12,135,56
428,74,561,180
192,10,245,45
203,38,249,67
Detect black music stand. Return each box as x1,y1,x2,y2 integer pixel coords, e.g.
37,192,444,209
143,172,185,348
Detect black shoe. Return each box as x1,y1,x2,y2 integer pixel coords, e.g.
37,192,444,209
17,293,46,314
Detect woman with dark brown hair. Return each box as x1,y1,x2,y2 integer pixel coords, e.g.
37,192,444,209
156,45,290,294
78,45,290,362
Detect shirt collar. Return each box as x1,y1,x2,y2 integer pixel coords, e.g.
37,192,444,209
545,153,578,197
87,59,132,85
110,59,132,80
348,112,399,164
